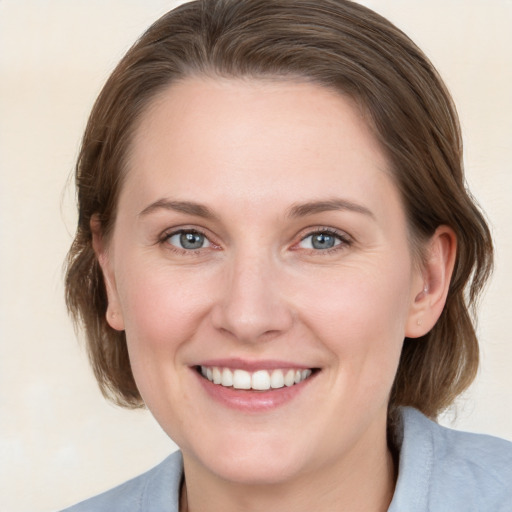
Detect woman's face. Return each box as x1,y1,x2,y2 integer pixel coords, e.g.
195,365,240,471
100,78,426,484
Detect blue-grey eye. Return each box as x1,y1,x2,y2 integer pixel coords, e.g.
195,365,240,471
299,231,342,250
167,231,211,250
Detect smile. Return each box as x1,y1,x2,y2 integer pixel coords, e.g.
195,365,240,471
199,366,313,391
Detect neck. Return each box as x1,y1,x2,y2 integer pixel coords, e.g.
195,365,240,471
180,428,395,512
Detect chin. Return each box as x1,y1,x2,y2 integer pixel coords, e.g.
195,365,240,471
206,455,306,486
184,430,315,485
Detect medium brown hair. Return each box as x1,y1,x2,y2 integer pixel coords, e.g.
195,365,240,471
65,0,493,418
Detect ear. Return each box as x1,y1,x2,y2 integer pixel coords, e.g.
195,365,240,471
91,215,125,331
405,225,457,338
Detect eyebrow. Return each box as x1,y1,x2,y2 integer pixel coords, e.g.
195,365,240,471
138,199,217,220
138,197,375,221
286,199,375,219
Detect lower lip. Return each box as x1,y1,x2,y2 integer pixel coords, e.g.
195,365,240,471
194,369,316,412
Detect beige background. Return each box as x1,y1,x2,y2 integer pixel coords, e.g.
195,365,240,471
1,1,511,511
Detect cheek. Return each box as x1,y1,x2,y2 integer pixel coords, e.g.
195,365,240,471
295,260,412,367
114,262,217,422
318,273,409,408
116,261,214,354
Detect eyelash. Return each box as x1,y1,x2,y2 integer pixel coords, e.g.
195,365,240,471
295,227,352,255
159,228,215,256
159,227,352,256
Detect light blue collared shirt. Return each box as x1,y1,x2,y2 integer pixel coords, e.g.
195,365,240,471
61,407,512,511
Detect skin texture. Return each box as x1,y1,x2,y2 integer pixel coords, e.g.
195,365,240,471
93,78,456,512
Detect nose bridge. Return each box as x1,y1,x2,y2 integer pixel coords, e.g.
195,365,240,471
212,245,292,342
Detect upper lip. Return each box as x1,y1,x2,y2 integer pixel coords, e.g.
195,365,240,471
195,358,316,371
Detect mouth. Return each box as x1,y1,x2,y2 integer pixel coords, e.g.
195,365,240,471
196,365,316,391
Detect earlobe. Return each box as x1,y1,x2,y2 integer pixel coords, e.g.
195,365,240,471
405,226,457,338
91,215,125,331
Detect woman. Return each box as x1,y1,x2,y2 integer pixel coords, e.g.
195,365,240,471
62,0,512,510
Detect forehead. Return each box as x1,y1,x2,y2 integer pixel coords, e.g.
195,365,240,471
121,77,398,222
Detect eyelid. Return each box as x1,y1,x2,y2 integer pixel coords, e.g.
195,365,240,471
161,226,204,240
159,226,220,253
167,230,211,249
299,226,351,241
157,225,352,255
293,226,353,252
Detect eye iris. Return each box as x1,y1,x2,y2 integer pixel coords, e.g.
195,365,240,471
312,233,335,249
180,232,204,249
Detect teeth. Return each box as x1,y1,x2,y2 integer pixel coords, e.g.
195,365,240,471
252,370,270,390
302,369,312,380
212,367,222,384
270,370,284,389
200,366,314,390
221,368,233,387
233,369,251,389
284,369,295,387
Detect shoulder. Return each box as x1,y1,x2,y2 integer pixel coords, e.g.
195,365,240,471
390,407,512,512
60,451,183,512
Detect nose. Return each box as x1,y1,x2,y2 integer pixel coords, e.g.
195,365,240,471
211,251,294,343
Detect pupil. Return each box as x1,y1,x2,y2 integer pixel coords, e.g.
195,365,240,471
180,232,203,249
312,233,334,250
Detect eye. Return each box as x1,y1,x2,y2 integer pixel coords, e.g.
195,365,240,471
166,230,211,250
298,230,347,250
